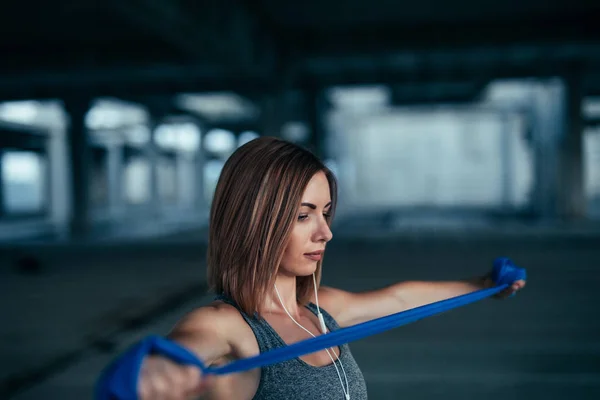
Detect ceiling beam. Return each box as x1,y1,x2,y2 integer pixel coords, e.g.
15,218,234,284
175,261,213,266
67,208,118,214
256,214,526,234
2,41,600,101
107,0,264,69
301,42,600,89
294,14,600,58
0,63,271,101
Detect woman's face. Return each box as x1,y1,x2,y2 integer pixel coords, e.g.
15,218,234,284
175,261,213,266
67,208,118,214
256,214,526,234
279,171,333,277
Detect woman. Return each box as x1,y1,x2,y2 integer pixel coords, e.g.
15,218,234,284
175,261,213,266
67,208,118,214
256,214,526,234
136,137,526,399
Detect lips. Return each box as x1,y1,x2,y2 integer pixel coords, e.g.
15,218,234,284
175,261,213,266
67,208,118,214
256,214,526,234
304,250,324,261
304,251,324,256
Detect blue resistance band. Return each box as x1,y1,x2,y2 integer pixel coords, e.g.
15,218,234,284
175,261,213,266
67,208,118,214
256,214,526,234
96,257,526,400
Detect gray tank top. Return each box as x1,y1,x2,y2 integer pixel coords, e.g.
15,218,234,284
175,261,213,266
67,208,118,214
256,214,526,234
216,294,368,400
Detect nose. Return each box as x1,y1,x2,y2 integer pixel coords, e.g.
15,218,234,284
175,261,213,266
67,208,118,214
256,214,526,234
314,218,333,243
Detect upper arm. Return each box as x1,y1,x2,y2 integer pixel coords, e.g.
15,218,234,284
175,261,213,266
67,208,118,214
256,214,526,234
167,305,235,366
316,285,407,328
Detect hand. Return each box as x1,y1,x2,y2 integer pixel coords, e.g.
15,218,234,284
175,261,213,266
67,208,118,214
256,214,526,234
138,355,213,400
484,275,526,299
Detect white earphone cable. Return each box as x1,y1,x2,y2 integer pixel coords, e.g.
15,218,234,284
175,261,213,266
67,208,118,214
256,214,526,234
274,281,350,400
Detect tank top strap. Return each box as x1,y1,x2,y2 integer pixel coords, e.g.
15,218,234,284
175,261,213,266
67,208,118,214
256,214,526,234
213,293,286,353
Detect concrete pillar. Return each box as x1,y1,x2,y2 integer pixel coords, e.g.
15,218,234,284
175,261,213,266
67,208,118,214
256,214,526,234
47,108,70,239
107,142,124,218
500,111,514,209
260,62,300,140
530,81,562,220
530,76,586,221
63,97,94,238
144,101,171,217
146,128,161,215
260,92,285,138
176,153,192,208
0,157,4,216
558,73,586,219
195,137,207,212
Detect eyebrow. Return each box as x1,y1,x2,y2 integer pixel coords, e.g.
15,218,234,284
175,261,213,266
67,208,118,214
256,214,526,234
300,202,332,209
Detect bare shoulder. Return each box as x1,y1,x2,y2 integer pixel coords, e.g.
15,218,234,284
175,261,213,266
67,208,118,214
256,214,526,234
311,286,352,321
168,301,257,365
169,302,262,399
171,300,249,339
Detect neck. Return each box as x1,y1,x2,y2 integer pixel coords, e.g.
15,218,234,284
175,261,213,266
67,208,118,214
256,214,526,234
263,274,301,318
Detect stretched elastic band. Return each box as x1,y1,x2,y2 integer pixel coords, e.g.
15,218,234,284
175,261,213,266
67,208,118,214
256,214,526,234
95,257,526,399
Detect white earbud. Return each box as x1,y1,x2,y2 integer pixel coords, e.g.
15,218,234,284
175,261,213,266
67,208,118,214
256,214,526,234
312,272,328,334
318,312,327,334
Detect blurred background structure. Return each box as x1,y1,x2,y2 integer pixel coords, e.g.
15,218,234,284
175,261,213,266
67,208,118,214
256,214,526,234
1,1,599,399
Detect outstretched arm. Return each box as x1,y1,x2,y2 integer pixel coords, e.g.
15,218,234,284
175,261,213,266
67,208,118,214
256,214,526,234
317,275,525,328
396,274,526,308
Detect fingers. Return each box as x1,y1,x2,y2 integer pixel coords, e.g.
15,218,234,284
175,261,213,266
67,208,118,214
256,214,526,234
181,366,207,397
510,279,526,293
187,373,216,397
512,280,525,290
138,356,206,400
497,279,526,299
493,278,526,299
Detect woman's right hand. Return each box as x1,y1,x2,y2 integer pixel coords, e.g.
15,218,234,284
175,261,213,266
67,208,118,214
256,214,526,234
138,355,212,399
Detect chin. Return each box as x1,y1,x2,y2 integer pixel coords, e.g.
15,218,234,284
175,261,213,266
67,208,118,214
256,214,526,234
299,263,318,276
288,265,316,278
280,258,319,277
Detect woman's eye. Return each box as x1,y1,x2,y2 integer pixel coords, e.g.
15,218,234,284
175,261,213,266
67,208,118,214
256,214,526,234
323,213,331,220
298,214,308,221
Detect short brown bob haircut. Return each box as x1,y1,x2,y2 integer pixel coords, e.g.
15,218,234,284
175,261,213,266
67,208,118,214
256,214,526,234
207,136,337,317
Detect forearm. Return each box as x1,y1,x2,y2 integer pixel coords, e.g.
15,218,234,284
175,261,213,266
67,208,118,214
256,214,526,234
394,276,492,311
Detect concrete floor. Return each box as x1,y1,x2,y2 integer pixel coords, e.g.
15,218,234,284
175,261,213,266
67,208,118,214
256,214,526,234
1,228,599,399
